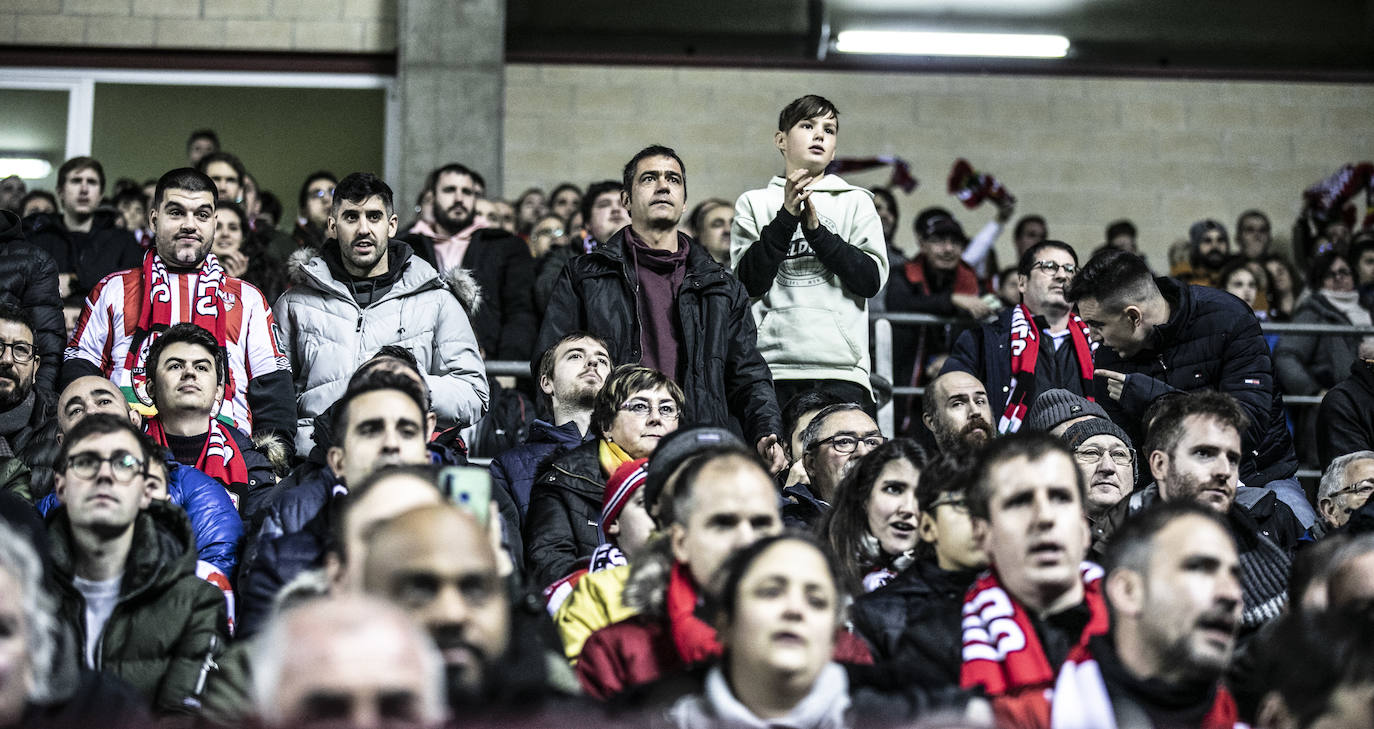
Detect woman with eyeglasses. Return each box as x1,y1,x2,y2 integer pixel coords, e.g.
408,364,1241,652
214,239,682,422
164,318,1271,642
817,439,928,594
525,364,683,591
1275,251,1374,467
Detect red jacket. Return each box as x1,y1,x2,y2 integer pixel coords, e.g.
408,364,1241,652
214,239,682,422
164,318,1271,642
575,614,874,701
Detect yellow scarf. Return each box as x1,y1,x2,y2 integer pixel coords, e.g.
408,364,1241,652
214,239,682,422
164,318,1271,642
598,438,634,478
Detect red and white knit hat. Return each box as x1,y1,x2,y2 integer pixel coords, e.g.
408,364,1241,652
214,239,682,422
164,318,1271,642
600,458,649,541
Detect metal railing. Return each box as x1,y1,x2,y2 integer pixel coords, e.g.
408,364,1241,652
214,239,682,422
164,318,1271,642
480,313,1371,478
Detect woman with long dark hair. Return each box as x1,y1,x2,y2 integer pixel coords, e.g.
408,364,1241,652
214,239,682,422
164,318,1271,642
817,439,927,594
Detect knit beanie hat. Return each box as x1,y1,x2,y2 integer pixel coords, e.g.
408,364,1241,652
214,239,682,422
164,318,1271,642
1061,417,1137,485
1024,388,1109,433
601,458,649,541
642,426,747,518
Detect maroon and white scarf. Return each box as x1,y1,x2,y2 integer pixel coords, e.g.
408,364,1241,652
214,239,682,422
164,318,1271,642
1000,305,1097,433
123,252,232,408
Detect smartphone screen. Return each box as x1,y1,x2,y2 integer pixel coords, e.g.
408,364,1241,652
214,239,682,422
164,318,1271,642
438,466,491,527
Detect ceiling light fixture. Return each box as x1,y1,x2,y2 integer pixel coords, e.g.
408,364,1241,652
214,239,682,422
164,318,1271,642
835,30,1070,58
0,156,53,180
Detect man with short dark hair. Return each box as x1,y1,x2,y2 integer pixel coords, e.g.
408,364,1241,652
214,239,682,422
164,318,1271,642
944,240,1096,433
274,171,487,455
402,163,538,361
1004,502,1246,728
1105,219,1138,254
1012,215,1048,257
63,167,295,448
141,323,276,510
26,156,145,297
533,180,628,310
536,146,786,473
490,332,609,525
185,129,219,166
1066,247,1309,526
48,413,228,715
292,170,336,252
196,151,247,205
0,304,59,501
960,432,1106,700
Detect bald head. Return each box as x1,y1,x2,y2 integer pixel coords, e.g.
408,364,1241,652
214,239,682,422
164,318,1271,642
58,375,133,434
923,371,994,452
253,595,447,728
362,504,510,696
1329,550,1374,610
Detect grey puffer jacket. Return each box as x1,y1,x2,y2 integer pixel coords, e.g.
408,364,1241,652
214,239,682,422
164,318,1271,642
273,240,489,454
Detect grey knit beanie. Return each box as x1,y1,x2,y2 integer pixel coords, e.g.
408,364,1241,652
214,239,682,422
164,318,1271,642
1024,389,1110,433
1062,417,1137,485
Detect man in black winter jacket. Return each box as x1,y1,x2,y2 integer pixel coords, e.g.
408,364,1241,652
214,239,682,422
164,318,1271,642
1066,248,1310,526
24,157,144,298
401,162,538,361
534,145,786,472
0,209,62,395
1317,341,1374,465
0,304,59,501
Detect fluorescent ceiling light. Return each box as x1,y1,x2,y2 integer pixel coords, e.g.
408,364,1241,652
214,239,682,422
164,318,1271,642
0,157,53,179
835,30,1070,58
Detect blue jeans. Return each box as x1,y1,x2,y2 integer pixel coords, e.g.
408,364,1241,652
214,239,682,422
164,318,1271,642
1239,476,1315,528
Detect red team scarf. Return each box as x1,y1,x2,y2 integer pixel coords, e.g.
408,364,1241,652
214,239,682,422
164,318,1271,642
1000,305,1097,434
667,562,723,666
961,563,1111,697
123,252,233,410
145,417,250,510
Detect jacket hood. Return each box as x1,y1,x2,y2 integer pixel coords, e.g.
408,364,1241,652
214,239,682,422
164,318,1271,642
528,419,588,448
767,173,871,196
291,239,483,316
0,209,21,243
48,499,198,596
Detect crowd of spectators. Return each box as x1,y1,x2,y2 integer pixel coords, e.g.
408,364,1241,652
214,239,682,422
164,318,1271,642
0,93,1372,729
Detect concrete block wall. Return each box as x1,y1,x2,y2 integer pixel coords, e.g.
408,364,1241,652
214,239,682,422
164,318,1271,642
2,0,397,52
504,64,1374,264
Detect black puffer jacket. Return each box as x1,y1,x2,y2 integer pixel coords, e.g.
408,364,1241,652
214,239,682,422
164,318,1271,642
848,557,978,690
524,439,604,590
403,227,538,361
1317,359,1374,465
24,209,145,297
1093,278,1298,487
6,387,60,501
0,209,63,394
48,499,228,715
534,230,782,444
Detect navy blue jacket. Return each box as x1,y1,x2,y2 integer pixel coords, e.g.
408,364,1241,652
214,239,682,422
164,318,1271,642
941,306,1093,418
1092,278,1298,487
490,418,588,527
37,458,242,576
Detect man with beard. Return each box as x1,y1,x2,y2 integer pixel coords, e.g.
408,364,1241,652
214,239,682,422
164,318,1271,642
274,171,487,455
943,240,1096,433
798,402,885,521
362,503,579,717
0,304,60,501
923,371,996,453
62,167,295,448
402,163,537,361
1067,247,1309,527
1176,219,1232,287
1101,391,1300,640
25,156,145,299
999,501,1247,728
491,332,610,526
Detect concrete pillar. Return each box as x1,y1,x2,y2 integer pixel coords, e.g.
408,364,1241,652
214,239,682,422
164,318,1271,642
395,0,505,213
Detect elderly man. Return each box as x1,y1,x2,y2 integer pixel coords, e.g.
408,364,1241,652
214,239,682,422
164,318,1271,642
1000,502,1246,728
797,402,885,518
251,595,448,729
1058,416,1138,543
1314,450,1374,538
923,371,996,453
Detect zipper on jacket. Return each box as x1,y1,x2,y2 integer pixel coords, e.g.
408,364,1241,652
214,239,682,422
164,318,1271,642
188,634,219,707
356,315,363,333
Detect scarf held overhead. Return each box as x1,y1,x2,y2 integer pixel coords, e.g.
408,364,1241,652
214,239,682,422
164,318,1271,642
1000,305,1097,433
961,562,1110,696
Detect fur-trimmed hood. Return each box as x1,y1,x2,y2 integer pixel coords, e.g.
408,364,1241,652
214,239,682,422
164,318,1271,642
286,241,482,316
